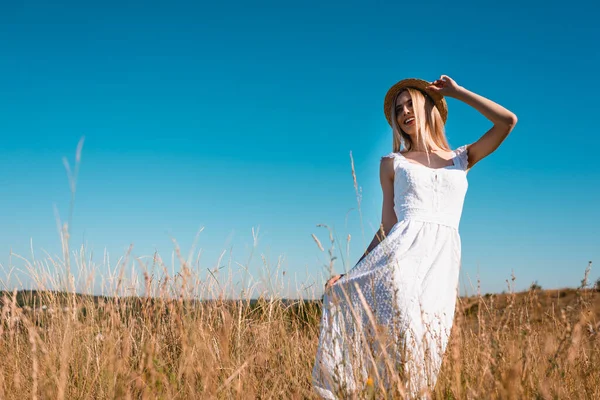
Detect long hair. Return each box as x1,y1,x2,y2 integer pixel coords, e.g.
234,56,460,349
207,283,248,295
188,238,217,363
390,88,449,155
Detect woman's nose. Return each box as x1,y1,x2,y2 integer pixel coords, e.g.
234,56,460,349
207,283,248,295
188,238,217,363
401,105,410,115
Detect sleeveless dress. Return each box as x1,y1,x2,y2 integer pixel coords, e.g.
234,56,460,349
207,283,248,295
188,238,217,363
312,145,469,399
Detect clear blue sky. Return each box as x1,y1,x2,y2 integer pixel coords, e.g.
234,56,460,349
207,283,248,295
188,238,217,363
1,0,599,299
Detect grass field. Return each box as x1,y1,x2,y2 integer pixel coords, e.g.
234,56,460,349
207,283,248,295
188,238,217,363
1,268,599,399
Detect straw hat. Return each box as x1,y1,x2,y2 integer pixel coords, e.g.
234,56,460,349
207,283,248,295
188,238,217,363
383,78,448,126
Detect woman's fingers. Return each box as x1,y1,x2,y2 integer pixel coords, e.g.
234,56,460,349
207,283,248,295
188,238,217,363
325,274,344,289
431,79,446,88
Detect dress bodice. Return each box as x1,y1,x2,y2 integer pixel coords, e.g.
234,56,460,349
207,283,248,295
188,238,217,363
381,145,469,230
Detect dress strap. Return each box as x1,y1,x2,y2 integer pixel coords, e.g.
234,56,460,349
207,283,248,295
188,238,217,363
380,152,400,165
454,145,469,170
380,152,401,171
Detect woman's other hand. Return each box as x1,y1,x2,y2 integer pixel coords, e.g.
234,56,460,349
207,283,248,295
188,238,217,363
325,274,344,290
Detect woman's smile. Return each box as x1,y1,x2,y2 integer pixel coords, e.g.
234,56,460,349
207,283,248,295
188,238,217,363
403,117,415,126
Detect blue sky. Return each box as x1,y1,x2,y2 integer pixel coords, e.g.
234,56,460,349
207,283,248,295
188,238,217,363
1,0,599,299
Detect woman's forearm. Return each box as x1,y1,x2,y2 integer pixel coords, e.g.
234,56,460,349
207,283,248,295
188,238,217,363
452,86,517,127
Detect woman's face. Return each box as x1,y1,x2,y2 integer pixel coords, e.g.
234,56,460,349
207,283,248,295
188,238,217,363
395,90,416,136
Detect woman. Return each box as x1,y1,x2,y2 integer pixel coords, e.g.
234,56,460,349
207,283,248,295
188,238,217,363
312,75,517,399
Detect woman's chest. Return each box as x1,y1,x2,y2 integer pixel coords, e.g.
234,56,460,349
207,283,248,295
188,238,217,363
394,165,468,195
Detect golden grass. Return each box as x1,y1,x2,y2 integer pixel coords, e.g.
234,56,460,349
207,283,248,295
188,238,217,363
1,255,599,399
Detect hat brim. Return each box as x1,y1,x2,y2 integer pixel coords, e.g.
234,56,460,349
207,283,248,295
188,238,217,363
383,78,448,126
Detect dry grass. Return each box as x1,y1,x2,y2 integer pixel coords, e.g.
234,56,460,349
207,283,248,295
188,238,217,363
1,252,599,399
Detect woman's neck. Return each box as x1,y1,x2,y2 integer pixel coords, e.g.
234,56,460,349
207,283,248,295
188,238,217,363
405,137,443,152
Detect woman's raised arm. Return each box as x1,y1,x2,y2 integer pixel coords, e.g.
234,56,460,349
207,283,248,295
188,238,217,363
427,75,518,170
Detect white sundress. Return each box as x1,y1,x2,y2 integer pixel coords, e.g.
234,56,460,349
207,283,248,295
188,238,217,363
312,145,469,399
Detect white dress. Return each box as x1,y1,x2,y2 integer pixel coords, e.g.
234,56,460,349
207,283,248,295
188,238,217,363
312,145,469,399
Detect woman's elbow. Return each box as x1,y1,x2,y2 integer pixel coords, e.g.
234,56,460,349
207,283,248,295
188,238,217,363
506,112,518,127
498,112,518,131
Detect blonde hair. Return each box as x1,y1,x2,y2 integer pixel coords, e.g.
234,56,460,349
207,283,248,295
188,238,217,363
390,88,449,154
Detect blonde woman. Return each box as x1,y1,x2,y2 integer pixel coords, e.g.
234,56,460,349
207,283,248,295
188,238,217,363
312,75,517,399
